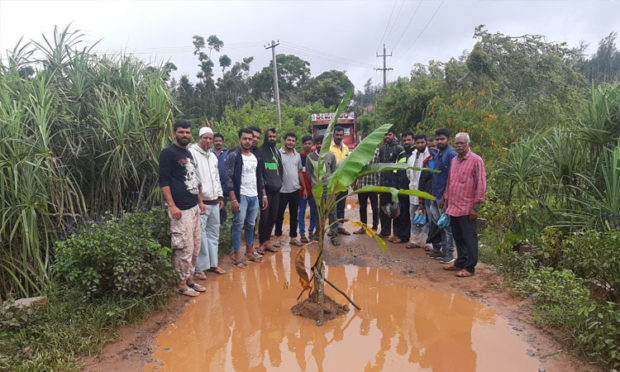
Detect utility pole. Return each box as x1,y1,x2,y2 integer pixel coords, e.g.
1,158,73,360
375,44,393,90
265,40,282,130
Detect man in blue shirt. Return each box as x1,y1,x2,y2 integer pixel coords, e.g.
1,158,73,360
425,128,457,264
213,133,229,223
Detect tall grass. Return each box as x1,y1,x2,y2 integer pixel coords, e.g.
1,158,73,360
0,26,175,299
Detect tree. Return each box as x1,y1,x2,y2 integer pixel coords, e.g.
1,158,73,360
219,54,231,72
581,32,620,84
250,54,311,104
304,70,354,108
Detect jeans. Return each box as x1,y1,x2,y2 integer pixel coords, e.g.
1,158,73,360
427,199,454,258
358,191,379,230
393,195,410,241
196,203,220,271
451,215,479,273
298,195,316,234
231,195,259,252
379,192,393,236
275,191,300,238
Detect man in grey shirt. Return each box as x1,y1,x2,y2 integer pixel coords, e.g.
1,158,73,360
275,132,307,246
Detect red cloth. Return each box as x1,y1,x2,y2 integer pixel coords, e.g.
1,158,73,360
300,151,312,196
444,151,486,217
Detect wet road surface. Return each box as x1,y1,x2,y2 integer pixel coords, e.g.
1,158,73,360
145,247,541,371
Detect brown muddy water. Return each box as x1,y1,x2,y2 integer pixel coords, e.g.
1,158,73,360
145,248,541,372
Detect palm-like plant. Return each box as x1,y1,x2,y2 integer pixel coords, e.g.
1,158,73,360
298,91,435,325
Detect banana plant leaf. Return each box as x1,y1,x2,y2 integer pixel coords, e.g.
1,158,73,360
353,185,435,203
352,221,387,252
328,123,392,193
357,162,440,178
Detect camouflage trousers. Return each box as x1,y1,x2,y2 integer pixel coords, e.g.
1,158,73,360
169,205,201,283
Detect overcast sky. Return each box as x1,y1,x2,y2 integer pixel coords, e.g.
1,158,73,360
1,0,618,90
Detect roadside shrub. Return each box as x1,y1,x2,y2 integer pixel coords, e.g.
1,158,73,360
53,209,175,298
559,230,620,300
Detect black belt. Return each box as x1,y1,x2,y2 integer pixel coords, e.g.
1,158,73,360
203,200,219,205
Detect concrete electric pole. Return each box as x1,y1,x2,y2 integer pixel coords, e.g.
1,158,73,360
376,44,393,90
265,40,282,130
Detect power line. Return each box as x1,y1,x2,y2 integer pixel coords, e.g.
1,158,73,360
376,0,399,52
382,0,407,50
391,0,424,52
280,41,375,69
398,0,445,64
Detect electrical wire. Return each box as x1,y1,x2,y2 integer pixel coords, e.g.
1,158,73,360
398,0,445,64
376,0,398,52
391,0,424,52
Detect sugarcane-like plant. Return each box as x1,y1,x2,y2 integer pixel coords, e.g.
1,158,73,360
295,91,436,325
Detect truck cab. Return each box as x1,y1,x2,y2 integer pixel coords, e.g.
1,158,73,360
310,112,359,150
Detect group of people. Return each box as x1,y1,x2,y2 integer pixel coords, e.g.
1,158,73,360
354,127,486,279
158,120,486,297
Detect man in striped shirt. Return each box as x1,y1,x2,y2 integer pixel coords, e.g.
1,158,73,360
442,132,486,277
353,148,380,233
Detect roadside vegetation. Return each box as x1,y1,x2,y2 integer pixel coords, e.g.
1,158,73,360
0,24,618,370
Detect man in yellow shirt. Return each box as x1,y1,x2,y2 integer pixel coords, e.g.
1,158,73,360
329,126,351,235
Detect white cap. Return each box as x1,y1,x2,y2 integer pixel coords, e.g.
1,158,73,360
199,127,213,137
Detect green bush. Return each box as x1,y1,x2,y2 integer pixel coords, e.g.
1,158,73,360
53,209,175,298
559,230,620,299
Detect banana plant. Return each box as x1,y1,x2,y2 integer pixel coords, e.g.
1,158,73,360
303,90,435,321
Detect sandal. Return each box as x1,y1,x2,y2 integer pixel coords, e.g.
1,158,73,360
443,265,461,271
208,267,226,275
391,237,405,244
176,288,199,297
247,256,263,263
188,283,206,292
232,261,247,269
194,271,208,280
456,270,474,277
405,242,418,249
255,249,266,256
265,246,281,253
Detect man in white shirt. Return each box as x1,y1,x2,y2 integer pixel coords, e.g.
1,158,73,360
189,127,226,278
405,133,430,248
223,128,268,267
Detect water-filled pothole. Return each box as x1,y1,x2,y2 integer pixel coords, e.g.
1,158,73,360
146,249,540,371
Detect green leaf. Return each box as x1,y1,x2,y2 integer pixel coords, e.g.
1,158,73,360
357,162,439,178
328,123,392,193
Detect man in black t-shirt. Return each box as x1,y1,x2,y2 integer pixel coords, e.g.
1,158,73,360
159,120,206,297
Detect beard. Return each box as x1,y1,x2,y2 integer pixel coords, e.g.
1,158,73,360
176,136,190,147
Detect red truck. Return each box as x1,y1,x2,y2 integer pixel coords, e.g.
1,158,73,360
310,112,359,150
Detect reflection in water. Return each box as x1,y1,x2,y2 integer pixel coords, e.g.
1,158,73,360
146,249,539,371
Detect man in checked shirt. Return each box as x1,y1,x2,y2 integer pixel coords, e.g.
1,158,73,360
353,148,381,233
441,132,486,277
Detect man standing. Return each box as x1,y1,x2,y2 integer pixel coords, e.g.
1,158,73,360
442,132,486,277
159,120,207,297
248,126,262,153
275,132,306,247
329,126,351,235
189,127,226,278
256,128,283,253
298,135,317,243
426,128,457,264
353,147,380,234
306,135,339,245
405,133,430,248
378,127,404,240
224,128,268,268
213,133,229,223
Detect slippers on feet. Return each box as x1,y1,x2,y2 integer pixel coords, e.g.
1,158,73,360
443,265,461,271
232,261,247,269
247,256,263,263
456,270,474,277
189,283,206,292
208,267,226,274
194,271,208,280
265,246,281,253
177,288,199,297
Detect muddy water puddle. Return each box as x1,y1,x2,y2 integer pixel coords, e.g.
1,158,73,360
146,249,540,371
